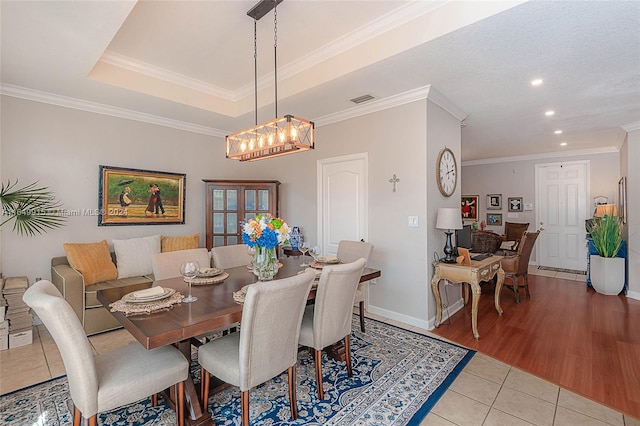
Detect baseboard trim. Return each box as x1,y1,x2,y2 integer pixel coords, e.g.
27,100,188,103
626,290,640,301
367,296,466,331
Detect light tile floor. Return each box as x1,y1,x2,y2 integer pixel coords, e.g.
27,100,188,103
1,268,637,426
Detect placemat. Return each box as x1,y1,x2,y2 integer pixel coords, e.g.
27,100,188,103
233,285,250,304
187,272,229,285
109,292,183,316
309,260,342,269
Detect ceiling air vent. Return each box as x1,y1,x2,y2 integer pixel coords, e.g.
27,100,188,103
350,94,375,104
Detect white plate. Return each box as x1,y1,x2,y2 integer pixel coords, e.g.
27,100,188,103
198,267,224,278
122,288,176,303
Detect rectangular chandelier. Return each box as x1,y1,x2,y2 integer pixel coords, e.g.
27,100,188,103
226,114,314,162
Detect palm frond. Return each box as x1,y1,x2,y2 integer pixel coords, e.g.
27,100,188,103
0,180,66,236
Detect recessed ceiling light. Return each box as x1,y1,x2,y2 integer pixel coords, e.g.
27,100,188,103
545,110,555,116
560,142,567,146
554,130,563,134
531,78,543,86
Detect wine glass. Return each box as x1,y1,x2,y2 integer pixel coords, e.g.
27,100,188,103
180,260,200,303
309,245,320,262
299,242,310,267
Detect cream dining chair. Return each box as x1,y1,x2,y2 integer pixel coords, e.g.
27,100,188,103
211,244,254,269
337,240,374,332
198,270,316,425
151,248,211,280
23,280,189,426
299,258,367,400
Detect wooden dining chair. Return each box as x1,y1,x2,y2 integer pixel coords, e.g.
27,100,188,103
298,258,367,399
336,240,374,332
501,231,540,303
151,248,211,280
23,280,189,426
198,270,316,425
211,244,254,269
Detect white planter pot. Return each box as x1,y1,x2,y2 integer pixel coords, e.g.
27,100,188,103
590,255,625,295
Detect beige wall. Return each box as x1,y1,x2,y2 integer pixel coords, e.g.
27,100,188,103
624,130,639,298
1,94,464,328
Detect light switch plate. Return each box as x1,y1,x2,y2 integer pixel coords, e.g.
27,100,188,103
408,216,419,227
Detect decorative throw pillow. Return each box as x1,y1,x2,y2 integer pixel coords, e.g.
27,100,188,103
113,235,161,279
63,240,118,286
161,233,200,252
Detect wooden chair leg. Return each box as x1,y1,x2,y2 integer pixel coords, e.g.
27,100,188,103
288,365,298,420
201,367,210,413
524,274,531,298
513,275,520,303
359,301,366,332
152,393,158,407
73,407,81,426
314,349,324,400
176,381,184,426
241,390,250,426
88,415,97,426
345,335,353,377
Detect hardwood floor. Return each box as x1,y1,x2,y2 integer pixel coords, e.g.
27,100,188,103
431,272,640,420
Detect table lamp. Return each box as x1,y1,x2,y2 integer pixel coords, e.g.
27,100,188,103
436,207,463,263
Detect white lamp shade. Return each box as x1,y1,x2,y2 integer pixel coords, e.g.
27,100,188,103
436,207,463,230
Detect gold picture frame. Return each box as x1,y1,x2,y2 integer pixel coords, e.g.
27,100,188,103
98,165,186,226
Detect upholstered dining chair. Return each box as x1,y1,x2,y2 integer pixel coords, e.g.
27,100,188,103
299,258,367,400
211,244,254,269
198,270,316,426
23,280,189,426
501,231,540,303
336,240,374,332
151,248,211,280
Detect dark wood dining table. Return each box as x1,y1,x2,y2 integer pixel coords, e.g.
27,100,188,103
97,255,381,426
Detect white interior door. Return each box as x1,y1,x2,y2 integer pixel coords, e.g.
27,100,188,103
536,161,589,271
317,153,368,256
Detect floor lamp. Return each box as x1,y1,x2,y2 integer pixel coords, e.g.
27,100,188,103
436,207,463,263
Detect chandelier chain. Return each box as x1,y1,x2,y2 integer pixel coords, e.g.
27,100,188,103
273,0,278,118
253,19,258,126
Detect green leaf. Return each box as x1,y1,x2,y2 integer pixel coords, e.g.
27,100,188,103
0,180,66,236
590,215,623,258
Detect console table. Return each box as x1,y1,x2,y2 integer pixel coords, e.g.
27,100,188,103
431,256,505,339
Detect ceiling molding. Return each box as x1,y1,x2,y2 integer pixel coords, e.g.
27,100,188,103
313,85,433,127
461,146,620,166
100,1,446,102
425,86,467,121
0,84,228,138
100,51,238,100
622,121,640,132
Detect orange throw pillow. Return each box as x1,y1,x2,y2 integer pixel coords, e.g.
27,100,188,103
161,233,200,252
63,240,118,286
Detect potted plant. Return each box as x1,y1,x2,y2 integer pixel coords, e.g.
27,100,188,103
589,214,624,295
0,180,65,236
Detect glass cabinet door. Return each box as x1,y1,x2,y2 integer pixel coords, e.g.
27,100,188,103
204,180,280,250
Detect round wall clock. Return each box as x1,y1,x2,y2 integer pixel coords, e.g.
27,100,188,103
436,147,457,197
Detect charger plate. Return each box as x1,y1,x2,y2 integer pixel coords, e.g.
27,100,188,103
188,272,230,285
122,288,175,303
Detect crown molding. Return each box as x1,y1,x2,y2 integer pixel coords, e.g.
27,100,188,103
100,51,238,101
100,1,445,102
425,87,467,121
461,146,619,166
313,85,433,127
0,84,228,138
622,121,640,132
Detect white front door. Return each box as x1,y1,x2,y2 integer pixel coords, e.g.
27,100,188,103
536,161,589,271
317,153,368,256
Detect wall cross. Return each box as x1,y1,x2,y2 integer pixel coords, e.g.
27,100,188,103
389,174,400,192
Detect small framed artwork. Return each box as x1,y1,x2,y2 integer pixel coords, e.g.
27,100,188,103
461,195,479,221
486,194,502,210
508,197,523,212
98,165,186,226
487,213,503,226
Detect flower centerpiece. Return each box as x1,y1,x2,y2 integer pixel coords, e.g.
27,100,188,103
241,213,290,281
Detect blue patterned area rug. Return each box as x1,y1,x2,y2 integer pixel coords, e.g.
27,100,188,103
1,316,474,425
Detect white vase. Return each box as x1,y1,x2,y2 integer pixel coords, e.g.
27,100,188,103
590,255,625,295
